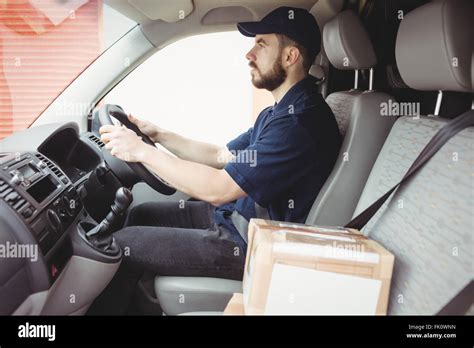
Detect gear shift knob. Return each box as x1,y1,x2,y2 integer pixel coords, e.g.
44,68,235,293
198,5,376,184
112,187,133,215
86,187,133,249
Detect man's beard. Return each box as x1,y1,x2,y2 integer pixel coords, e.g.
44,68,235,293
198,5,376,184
250,56,287,91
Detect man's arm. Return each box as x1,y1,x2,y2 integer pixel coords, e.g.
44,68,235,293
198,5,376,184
158,129,234,169
99,123,248,205
127,113,233,169
140,144,246,206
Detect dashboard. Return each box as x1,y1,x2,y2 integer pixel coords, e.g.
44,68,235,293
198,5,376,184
0,122,116,315
0,152,82,255
38,127,103,184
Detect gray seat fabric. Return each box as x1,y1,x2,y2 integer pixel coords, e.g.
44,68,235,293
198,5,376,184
306,10,396,226
395,0,473,92
354,115,473,314
322,10,377,70
321,9,377,138
154,276,242,315
307,91,396,226
352,0,474,314
325,90,361,136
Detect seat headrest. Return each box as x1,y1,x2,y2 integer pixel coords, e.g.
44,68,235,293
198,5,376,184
322,10,377,70
395,0,474,92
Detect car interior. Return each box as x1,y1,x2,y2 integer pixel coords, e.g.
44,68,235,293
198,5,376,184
0,0,472,316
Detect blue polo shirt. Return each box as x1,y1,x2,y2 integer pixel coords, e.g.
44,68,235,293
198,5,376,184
214,75,341,250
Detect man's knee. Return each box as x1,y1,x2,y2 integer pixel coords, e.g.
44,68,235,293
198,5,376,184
125,202,155,227
125,201,178,227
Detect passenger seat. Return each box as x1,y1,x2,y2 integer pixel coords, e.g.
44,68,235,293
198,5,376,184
353,0,473,314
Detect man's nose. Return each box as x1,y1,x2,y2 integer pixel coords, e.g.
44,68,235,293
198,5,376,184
245,49,256,62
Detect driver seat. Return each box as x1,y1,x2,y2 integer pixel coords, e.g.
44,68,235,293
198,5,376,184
153,10,398,315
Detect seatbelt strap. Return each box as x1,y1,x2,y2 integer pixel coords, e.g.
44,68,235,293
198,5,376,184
230,210,250,244
437,280,474,315
230,203,271,244
255,202,271,220
345,110,474,230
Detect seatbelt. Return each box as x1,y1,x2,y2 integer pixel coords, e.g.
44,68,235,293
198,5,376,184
255,202,271,220
230,210,250,244
230,203,271,244
344,110,474,315
345,110,474,230
436,281,473,315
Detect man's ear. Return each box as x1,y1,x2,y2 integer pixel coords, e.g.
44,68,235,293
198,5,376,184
284,46,301,68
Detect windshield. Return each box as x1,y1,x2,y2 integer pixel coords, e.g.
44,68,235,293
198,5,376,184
0,0,136,140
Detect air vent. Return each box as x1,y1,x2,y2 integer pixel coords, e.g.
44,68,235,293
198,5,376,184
0,179,28,216
88,134,105,148
11,196,28,215
35,153,63,178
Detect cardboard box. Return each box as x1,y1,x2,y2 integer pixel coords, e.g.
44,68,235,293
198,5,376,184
223,293,245,315
243,219,394,315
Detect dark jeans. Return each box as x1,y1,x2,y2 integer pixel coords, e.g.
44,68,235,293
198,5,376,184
89,200,245,315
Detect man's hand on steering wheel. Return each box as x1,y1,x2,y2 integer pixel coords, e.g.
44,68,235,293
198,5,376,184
95,104,176,195
127,114,162,144
99,124,151,163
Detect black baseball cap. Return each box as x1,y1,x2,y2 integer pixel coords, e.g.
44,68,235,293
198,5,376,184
237,6,321,63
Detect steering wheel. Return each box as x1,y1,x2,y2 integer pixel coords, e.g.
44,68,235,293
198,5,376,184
97,104,176,196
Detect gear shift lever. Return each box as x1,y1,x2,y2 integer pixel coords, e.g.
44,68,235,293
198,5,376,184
86,187,133,250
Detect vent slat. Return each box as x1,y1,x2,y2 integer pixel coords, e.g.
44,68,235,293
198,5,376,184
14,201,27,213
35,153,64,179
88,134,105,148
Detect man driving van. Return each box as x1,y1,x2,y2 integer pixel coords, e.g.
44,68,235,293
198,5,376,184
95,6,341,314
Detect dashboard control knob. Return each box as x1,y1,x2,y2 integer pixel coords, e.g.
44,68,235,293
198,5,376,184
10,171,23,185
38,161,47,169
21,207,33,219
11,175,22,185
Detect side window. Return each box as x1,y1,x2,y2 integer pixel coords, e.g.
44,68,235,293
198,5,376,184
103,31,273,146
